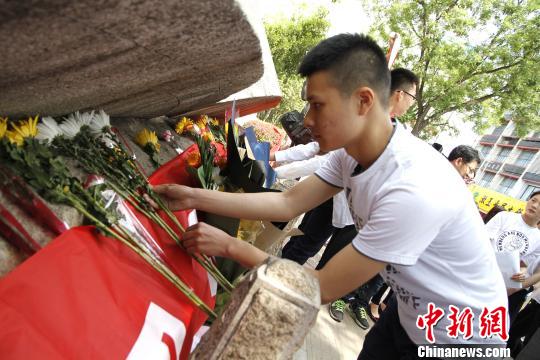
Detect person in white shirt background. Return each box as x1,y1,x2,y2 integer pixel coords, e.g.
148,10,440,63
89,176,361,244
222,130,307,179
506,217,540,357
150,33,508,358
486,190,540,323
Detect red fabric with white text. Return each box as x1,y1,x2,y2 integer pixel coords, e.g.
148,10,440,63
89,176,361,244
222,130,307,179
0,145,214,359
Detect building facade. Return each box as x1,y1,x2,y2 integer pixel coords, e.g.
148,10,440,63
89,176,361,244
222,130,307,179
476,121,540,200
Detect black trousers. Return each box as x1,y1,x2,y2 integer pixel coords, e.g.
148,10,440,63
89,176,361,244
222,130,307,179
508,287,533,324
316,224,385,310
281,197,335,264
358,296,423,359
371,283,393,307
507,299,540,357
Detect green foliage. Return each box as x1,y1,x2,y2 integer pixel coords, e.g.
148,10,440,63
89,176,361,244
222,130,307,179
365,0,539,139
265,8,330,78
258,76,306,124
259,8,330,124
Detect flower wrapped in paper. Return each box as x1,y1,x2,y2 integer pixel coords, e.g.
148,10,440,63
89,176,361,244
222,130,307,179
1,112,234,317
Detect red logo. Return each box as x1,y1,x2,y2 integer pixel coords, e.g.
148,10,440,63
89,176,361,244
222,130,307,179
446,305,474,340
479,306,508,341
417,304,508,343
416,303,445,343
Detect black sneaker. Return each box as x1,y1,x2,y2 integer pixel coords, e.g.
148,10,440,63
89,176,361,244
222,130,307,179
350,305,370,330
329,299,346,322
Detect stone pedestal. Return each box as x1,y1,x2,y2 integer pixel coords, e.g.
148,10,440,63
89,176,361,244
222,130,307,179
191,257,320,360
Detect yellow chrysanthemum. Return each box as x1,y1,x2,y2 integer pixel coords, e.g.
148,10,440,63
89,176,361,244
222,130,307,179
5,130,24,146
196,115,208,130
175,117,193,135
202,131,214,142
11,115,38,139
135,129,160,152
0,117,7,139
210,117,219,127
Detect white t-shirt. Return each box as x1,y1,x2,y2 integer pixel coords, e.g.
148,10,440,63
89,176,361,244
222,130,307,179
316,124,507,345
274,142,353,228
485,211,540,266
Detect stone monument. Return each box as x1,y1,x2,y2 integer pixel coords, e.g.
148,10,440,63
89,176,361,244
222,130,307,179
191,257,321,359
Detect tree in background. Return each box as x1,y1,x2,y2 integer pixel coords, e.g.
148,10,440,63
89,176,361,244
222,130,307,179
365,0,539,139
258,8,330,124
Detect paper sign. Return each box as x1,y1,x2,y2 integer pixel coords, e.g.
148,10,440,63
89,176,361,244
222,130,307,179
495,250,522,289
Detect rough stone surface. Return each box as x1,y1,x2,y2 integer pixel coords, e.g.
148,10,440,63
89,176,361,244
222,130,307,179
192,257,321,360
0,0,263,118
182,0,282,119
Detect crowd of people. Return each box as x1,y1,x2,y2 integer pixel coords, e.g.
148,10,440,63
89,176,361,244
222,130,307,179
152,34,540,359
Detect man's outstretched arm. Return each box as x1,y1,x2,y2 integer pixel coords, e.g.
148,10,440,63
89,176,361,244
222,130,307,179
152,174,340,222
181,222,386,304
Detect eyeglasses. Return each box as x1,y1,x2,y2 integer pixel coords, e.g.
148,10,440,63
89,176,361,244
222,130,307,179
399,90,417,101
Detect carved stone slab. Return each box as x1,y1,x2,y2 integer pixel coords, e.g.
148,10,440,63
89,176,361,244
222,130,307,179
0,0,263,118
192,257,321,359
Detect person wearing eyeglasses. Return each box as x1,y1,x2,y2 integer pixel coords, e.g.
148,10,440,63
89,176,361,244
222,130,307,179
448,145,481,184
388,68,418,121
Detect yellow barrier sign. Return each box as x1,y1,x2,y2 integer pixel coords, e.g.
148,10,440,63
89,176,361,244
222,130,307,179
469,184,526,214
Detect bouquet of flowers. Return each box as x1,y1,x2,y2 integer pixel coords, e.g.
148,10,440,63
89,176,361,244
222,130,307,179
175,116,228,190
243,118,286,152
0,112,237,318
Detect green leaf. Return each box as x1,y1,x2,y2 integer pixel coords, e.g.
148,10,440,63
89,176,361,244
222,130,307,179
197,166,207,189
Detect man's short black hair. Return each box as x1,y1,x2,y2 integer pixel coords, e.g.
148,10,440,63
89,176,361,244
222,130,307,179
391,68,419,92
448,145,481,164
298,33,391,107
529,190,540,200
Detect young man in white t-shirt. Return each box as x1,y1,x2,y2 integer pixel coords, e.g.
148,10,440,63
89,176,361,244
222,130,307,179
486,190,540,321
152,34,508,357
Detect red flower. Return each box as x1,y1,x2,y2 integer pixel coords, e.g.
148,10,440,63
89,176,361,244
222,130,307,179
211,142,227,168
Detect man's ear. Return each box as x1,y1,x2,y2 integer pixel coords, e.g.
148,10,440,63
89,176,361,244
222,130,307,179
452,158,464,167
353,87,375,116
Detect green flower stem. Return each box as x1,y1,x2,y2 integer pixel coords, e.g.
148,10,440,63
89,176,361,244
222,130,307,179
67,195,216,319
59,135,233,291
146,192,234,292
106,181,233,293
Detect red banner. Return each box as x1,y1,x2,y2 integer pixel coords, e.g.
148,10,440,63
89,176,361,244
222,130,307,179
0,145,215,359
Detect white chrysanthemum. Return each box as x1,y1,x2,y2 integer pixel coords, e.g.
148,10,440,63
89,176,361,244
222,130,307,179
101,135,116,148
60,111,94,138
36,116,62,143
89,109,111,136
